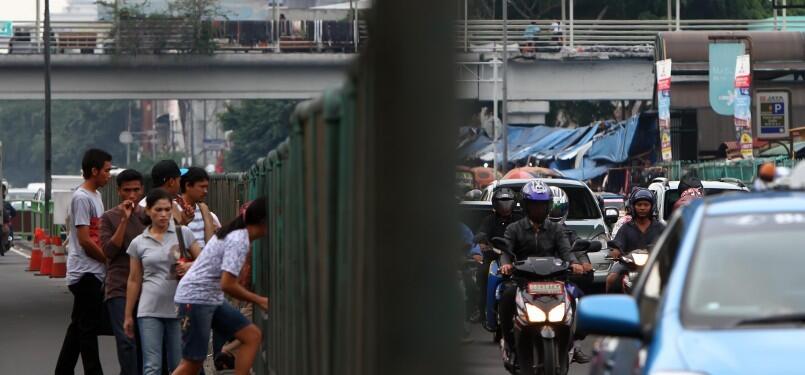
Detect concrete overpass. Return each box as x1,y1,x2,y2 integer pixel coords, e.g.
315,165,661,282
0,54,355,100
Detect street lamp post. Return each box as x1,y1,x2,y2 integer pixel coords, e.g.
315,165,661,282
44,0,52,235
501,0,509,173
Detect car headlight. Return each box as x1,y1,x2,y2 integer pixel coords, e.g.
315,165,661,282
632,252,649,266
547,303,566,322
525,303,546,323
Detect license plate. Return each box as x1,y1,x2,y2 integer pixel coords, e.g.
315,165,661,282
527,282,563,295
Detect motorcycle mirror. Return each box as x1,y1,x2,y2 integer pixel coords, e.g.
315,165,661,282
490,236,509,250
587,241,602,253
572,239,591,252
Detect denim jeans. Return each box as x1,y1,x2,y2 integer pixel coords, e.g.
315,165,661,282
107,297,141,375
138,317,181,375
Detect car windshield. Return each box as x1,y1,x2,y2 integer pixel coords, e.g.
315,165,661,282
663,187,744,220
498,183,600,220
682,212,805,328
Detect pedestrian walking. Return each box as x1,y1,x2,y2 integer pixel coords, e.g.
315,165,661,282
171,198,269,375
100,169,147,375
178,167,221,248
56,148,113,375
125,189,201,375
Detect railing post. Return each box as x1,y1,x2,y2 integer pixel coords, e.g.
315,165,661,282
675,0,680,31
464,0,468,52
569,0,574,48
783,0,788,31
561,0,567,47
667,0,672,31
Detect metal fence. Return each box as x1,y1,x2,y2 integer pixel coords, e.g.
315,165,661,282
660,158,798,184
456,19,805,54
0,20,368,55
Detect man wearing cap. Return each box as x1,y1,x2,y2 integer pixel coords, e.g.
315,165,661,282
140,160,194,225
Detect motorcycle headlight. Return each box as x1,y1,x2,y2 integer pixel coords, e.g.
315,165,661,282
632,252,649,266
547,303,566,323
525,304,546,323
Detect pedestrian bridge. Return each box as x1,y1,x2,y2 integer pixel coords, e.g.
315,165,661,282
0,54,354,100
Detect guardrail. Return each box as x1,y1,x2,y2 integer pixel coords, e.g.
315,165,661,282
0,19,368,55
456,19,805,55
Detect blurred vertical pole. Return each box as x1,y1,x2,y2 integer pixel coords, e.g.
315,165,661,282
464,0,468,52
273,0,280,52
783,0,788,31
561,0,567,46
36,0,41,52
367,0,458,373
501,0,508,172
675,0,680,31
44,0,52,235
666,0,672,31
351,0,357,52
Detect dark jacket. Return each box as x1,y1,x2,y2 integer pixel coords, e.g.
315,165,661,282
501,217,577,266
474,212,523,245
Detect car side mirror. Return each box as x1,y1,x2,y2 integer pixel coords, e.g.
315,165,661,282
578,295,642,338
464,189,483,201
604,207,619,224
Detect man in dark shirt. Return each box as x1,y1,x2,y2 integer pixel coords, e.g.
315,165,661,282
474,188,521,323
100,169,147,375
498,181,584,360
606,188,665,293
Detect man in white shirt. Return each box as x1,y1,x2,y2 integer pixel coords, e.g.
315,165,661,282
56,148,113,375
179,167,221,248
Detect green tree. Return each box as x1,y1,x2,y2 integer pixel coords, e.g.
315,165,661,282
0,100,138,186
219,100,298,171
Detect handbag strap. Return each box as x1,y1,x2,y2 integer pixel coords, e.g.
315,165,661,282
174,220,191,259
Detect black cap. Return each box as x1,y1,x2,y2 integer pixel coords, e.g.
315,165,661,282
151,160,181,188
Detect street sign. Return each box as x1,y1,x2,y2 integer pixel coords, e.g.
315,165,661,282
756,91,790,139
656,59,673,162
709,43,745,116
734,54,753,159
203,138,228,151
0,21,12,38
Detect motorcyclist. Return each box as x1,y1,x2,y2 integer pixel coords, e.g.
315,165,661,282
547,185,592,364
606,188,665,293
499,181,584,361
1,185,15,256
474,187,521,325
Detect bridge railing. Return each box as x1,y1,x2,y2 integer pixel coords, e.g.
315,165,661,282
0,19,368,54
456,19,805,55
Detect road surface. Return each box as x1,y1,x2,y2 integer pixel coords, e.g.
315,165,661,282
0,248,119,374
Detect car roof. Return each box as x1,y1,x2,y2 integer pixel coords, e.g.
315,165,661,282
702,191,805,216
491,178,586,189
667,181,747,190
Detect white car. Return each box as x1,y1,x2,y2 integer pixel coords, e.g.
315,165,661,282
648,178,749,224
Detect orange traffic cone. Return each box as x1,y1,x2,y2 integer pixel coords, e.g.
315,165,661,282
28,229,43,272
37,237,53,276
50,237,66,279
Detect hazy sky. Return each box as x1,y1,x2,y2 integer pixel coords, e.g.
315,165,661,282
1,0,69,21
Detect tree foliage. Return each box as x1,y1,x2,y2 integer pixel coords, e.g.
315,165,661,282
218,100,298,171
0,101,139,187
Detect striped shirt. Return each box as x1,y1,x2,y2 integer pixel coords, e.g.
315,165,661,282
187,204,220,248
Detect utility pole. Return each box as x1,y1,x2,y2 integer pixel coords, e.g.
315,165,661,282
501,0,509,172
43,0,52,235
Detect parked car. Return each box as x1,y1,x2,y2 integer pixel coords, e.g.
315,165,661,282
579,192,805,375
459,178,618,286
648,177,749,223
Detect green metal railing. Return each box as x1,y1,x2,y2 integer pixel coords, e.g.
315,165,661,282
9,200,60,241
660,158,798,184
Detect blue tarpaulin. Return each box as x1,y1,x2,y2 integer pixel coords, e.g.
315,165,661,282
458,115,651,179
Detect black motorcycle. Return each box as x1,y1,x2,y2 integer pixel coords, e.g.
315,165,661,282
605,241,650,294
493,238,600,375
